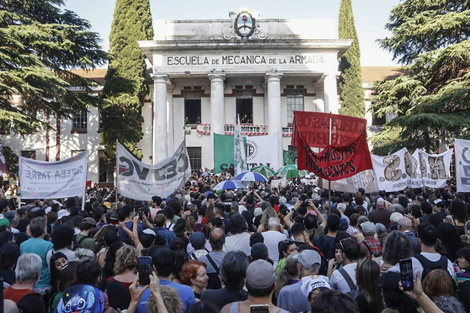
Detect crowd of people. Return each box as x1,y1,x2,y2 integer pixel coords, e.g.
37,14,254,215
0,171,469,313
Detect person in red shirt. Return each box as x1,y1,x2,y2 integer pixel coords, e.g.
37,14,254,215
4,253,45,313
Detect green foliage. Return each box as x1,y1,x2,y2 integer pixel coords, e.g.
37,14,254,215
102,0,154,165
371,0,470,154
338,0,365,118
2,146,18,179
0,1,107,135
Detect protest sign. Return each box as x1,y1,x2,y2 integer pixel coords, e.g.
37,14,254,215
214,134,279,173
117,141,191,200
19,151,88,199
455,138,470,193
320,170,378,193
372,148,452,192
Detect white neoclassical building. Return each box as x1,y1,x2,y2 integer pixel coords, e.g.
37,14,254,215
138,9,352,169
2,9,402,185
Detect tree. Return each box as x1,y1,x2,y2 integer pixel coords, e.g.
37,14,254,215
370,0,470,154
338,0,365,118
101,0,154,165
0,1,107,134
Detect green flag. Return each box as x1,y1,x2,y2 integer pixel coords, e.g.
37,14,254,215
214,134,234,174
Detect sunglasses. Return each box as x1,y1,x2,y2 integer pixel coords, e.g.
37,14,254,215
339,237,353,251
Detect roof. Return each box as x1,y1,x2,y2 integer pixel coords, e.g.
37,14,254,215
361,66,405,84
70,68,108,85
71,66,405,85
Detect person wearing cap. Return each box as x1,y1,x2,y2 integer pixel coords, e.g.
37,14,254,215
74,217,97,252
189,231,209,260
220,259,288,313
368,197,392,227
278,249,327,313
359,222,381,259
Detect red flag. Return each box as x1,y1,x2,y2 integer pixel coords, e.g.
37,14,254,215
292,111,367,148
293,112,373,181
0,140,8,174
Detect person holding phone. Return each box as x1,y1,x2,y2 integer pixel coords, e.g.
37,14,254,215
220,260,289,313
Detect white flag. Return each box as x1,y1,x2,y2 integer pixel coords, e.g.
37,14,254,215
455,138,470,193
117,141,192,200
19,151,88,199
0,140,7,175
234,115,247,175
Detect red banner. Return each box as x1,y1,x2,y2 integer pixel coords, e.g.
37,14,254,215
292,111,367,148
293,112,373,181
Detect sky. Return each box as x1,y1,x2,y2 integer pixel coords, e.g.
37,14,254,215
65,0,400,67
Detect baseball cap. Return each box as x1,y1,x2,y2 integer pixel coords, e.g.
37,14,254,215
246,260,275,289
57,209,70,220
0,218,10,228
300,275,331,297
361,221,376,235
297,249,322,270
390,212,403,223
82,217,96,226
189,231,205,249
143,228,156,236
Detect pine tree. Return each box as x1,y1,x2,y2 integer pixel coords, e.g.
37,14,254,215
338,0,365,118
371,1,470,154
0,0,106,134
101,0,154,164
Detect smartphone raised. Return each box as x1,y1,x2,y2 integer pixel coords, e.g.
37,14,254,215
138,256,153,285
399,258,414,291
250,304,269,313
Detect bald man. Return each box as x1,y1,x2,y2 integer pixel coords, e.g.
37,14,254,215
198,228,226,289
397,217,420,254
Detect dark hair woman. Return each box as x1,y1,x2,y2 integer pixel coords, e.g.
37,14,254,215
355,259,384,313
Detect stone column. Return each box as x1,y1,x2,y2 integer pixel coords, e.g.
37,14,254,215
266,71,283,135
266,71,283,167
209,73,226,134
323,72,339,114
151,74,168,162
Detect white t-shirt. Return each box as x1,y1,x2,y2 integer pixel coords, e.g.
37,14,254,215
224,232,251,256
387,252,454,279
262,230,288,264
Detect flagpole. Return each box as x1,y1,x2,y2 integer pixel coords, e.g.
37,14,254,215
115,140,118,206
328,113,332,207
17,157,21,210
182,126,187,196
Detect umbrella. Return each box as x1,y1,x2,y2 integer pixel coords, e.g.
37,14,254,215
250,165,276,178
213,180,246,191
234,171,268,182
275,164,301,179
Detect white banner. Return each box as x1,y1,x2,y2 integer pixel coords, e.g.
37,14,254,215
372,148,409,192
320,170,379,193
19,151,88,199
373,148,452,192
414,148,452,189
455,138,470,193
246,134,280,169
117,141,191,200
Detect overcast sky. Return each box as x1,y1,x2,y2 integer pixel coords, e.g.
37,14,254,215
65,0,400,67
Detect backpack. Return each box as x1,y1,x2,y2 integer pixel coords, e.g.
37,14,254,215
317,236,335,275
338,268,360,299
54,284,105,313
414,254,448,280
73,234,89,250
